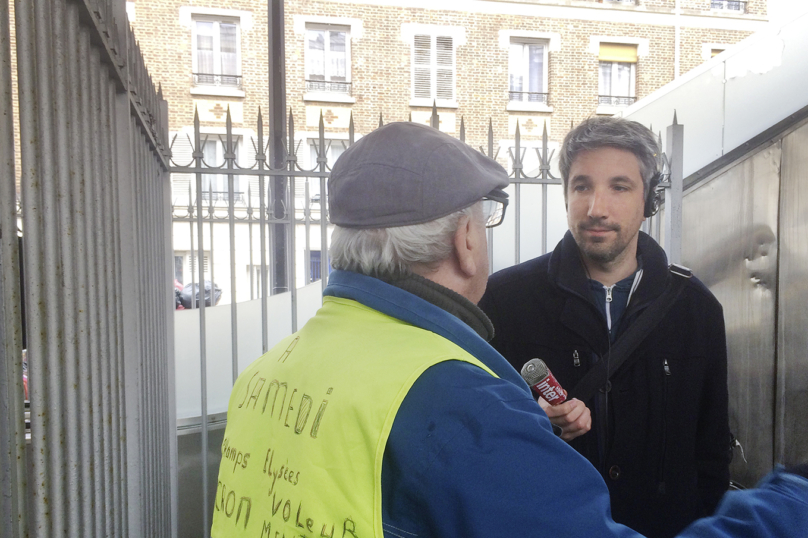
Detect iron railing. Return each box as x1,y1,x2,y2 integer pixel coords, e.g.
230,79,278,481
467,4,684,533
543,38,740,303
0,1,172,537
305,79,352,95
599,95,637,106
193,72,243,89
201,190,245,204
508,91,549,104
711,0,747,11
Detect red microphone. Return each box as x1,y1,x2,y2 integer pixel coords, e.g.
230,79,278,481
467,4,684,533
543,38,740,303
520,358,567,405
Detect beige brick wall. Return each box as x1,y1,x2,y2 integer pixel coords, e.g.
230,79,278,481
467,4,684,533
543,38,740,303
130,0,761,162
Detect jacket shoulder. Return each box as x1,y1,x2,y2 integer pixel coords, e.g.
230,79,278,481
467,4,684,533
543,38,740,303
681,272,723,312
486,253,552,292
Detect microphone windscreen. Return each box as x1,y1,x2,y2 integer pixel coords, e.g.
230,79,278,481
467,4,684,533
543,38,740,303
521,358,549,386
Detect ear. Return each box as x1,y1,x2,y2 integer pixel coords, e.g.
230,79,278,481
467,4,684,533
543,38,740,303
454,215,479,278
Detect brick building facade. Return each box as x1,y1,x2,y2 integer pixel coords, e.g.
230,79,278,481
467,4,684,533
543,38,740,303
129,0,767,167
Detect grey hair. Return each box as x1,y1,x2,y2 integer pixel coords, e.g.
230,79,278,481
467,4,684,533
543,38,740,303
559,116,660,200
329,204,478,277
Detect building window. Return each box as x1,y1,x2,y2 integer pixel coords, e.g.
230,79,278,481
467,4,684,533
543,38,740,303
309,251,322,282
176,251,210,286
192,18,241,89
509,40,548,105
412,33,456,104
306,24,351,95
200,136,243,204
598,42,637,107
711,1,747,12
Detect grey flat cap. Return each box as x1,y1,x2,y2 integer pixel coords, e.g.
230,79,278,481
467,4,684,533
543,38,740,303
328,122,509,228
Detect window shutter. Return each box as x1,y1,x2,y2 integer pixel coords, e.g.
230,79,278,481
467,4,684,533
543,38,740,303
435,36,454,100
413,34,432,99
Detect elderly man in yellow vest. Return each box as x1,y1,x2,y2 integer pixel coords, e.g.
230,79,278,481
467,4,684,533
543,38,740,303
211,121,808,538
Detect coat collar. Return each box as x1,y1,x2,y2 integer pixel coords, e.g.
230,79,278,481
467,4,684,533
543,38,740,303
547,230,671,349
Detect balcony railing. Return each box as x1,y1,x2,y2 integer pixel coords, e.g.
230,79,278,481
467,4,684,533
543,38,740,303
508,91,549,105
599,95,637,106
201,190,244,204
305,80,352,95
192,73,243,89
711,0,747,11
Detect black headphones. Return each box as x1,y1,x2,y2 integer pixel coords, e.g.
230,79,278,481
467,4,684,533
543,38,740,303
644,171,663,218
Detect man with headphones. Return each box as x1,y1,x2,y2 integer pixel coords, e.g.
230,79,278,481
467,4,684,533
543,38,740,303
480,116,730,538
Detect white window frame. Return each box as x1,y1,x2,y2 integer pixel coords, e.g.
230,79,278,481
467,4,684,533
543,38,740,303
507,38,551,112
598,61,636,101
590,37,647,115
190,16,245,98
408,31,459,108
304,23,353,103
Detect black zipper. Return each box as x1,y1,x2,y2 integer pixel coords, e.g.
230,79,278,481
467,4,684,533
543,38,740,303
658,358,671,494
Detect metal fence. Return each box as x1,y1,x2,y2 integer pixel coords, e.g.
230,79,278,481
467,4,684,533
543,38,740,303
168,104,681,536
0,1,173,537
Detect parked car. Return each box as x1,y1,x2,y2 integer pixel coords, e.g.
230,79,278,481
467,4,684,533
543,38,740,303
179,280,222,309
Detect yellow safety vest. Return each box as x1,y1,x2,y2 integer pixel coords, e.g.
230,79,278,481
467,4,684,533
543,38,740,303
211,296,494,537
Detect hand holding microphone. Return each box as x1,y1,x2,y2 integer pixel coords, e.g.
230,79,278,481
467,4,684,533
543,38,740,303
521,358,568,404
521,358,592,441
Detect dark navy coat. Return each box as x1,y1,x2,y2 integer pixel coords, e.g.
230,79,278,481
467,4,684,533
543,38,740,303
480,231,731,538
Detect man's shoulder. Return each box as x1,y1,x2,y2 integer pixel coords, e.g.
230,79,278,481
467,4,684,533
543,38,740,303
682,272,724,312
487,253,552,291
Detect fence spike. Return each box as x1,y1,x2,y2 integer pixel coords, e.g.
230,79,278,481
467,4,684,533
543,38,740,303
378,112,384,129
460,117,465,143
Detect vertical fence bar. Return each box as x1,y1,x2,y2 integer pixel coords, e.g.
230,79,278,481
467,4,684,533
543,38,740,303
288,114,297,332
98,72,121,538
194,109,211,538
51,1,82,535
665,115,684,264
512,122,522,265
0,1,26,536
226,110,239,383
318,113,328,292
18,1,58,534
66,6,92,536
77,19,100,536
248,185,255,299
189,181,197,309
257,111,269,352
108,76,130,538
87,43,109,538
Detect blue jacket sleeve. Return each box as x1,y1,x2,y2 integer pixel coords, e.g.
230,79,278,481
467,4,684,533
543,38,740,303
382,361,808,538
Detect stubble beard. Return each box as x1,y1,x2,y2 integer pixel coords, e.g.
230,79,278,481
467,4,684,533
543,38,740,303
572,221,627,265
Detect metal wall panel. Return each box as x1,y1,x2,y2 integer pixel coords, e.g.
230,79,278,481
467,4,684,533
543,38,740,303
682,143,781,487
775,121,808,467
